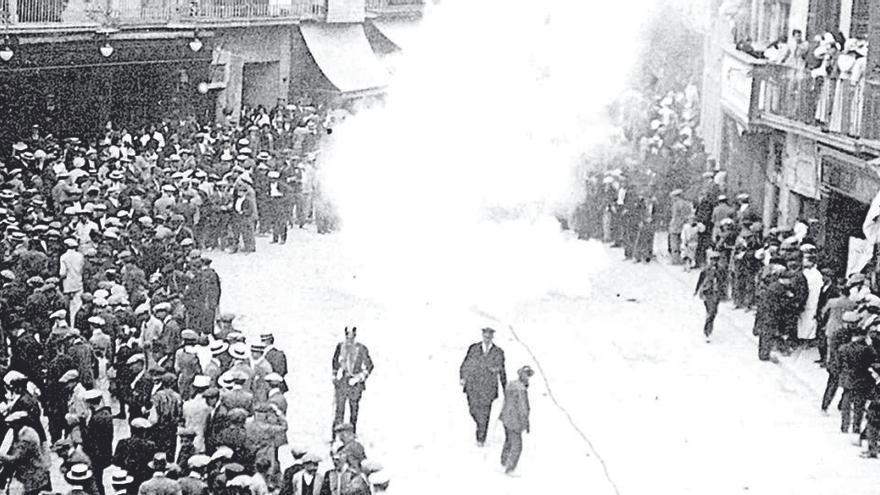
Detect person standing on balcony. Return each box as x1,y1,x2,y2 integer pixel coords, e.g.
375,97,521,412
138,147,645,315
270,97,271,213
813,35,840,127
849,40,868,138
786,29,809,119
829,39,858,134
787,30,808,71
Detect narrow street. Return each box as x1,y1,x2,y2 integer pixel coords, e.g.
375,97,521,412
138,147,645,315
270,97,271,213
210,230,880,495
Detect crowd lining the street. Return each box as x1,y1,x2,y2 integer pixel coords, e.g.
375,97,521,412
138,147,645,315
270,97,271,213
573,167,880,459
0,99,392,495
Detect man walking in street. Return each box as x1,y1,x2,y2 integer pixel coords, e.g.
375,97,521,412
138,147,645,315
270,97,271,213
80,390,113,495
695,250,724,343
839,326,877,435
459,327,507,447
331,326,374,436
499,365,533,475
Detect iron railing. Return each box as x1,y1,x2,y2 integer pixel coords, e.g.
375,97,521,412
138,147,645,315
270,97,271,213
755,63,870,139
6,0,324,24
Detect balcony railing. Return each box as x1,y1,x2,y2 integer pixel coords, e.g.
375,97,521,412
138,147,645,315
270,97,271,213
364,0,422,15
5,0,323,24
861,82,880,142
755,64,872,140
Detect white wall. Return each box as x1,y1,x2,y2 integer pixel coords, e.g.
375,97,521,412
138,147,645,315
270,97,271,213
839,0,853,36
788,0,810,34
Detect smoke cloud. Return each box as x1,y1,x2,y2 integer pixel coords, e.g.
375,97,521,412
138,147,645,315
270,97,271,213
318,0,666,313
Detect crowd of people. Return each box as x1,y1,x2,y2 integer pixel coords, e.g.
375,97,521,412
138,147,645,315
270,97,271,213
0,98,392,495
574,165,880,459
738,28,869,137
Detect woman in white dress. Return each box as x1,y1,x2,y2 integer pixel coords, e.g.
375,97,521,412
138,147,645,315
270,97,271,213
849,40,868,136
797,254,824,341
829,40,857,133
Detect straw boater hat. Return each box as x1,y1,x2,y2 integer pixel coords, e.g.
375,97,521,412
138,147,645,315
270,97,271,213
228,342,249,360
209,340,229,356
66,463,93,483
111,470,134,486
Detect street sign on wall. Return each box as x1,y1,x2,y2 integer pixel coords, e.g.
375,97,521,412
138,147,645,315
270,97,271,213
786,135,820,199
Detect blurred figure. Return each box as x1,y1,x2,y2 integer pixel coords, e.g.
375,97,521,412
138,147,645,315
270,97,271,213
499,365,534,475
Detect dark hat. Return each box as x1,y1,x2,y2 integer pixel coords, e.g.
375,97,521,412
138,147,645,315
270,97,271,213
518,365,535,377
481,327,495,334
161,372,177,386
177,427,197,438
148,453,169,471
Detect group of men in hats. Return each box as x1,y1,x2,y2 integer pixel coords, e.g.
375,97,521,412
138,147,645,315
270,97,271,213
459,327,535,474
0,305,393,495
588,165,880,459
809,275,880,459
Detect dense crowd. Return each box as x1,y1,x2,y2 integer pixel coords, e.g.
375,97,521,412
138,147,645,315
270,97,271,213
574,166,880,460
0,99,390,495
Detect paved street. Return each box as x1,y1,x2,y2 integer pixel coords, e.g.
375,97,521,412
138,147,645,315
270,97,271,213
209,229,880,495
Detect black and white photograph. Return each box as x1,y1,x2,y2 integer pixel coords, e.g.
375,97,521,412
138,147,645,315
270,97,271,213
0,0,877,493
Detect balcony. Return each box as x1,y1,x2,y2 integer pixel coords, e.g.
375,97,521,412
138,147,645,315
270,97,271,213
719,45,765,128
364,0,422,18
753,64,880,151
2,0,323,28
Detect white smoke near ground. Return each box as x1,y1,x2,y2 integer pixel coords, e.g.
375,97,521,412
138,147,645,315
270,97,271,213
319,0,666,314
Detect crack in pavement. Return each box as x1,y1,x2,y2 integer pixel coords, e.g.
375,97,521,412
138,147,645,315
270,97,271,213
472,308,623,495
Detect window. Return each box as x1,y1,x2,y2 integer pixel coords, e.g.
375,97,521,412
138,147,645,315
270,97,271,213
757,0,791,44
851,0,869,39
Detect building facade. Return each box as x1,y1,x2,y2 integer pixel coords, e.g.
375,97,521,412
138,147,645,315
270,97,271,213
700,0,880,275
0,0,423,143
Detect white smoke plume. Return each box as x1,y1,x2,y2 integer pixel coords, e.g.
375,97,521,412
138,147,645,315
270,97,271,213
319,0,668,313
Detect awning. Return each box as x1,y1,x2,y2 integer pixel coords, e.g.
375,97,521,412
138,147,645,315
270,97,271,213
300,23,387,94
370,19,422,51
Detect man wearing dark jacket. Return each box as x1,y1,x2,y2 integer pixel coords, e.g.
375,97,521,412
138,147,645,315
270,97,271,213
331,327,373,435
4,372,46,444
695,251,724,342
9,328,43,391
267,171,294,244
67,334,97,389
81,390,113,495
459,327,507,446
113,418,158,488
839,329,877,434
823,311,858,412
755,268,798,361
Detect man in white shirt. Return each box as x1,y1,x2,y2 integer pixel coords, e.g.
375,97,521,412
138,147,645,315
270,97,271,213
59,238,85,324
